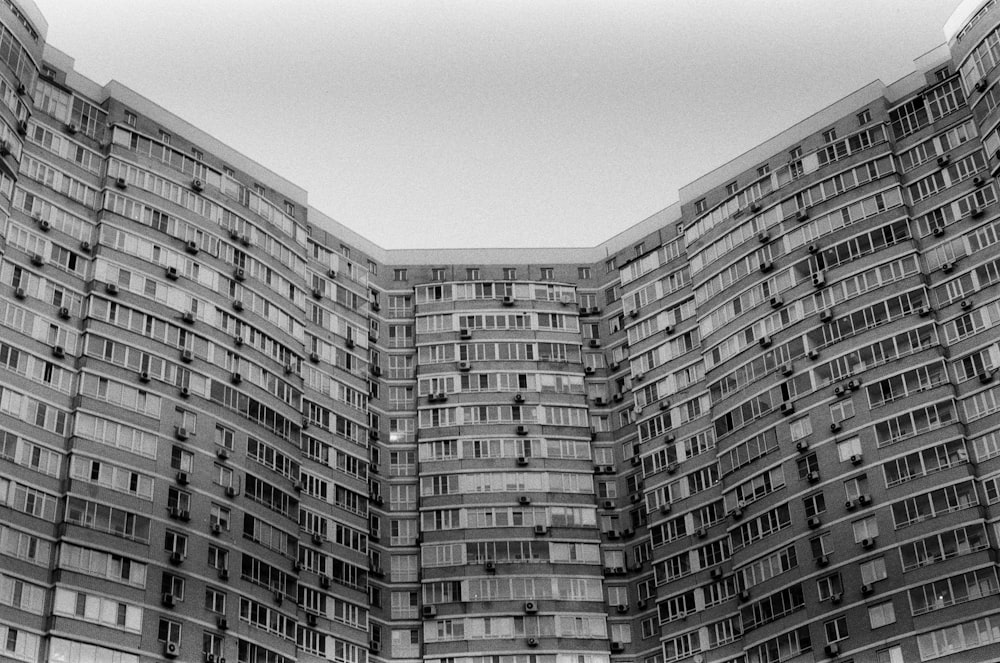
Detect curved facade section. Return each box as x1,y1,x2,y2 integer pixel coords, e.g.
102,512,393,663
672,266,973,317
1,2,999,663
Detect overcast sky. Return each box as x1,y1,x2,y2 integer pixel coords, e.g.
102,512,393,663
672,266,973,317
34,1,960,249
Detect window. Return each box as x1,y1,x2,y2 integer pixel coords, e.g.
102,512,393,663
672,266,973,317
852,516,879,542
858,109,872,125
205,587,226,613
207,545,228,571
176,407,197,431
797,453,819,479
215,424,235,451
540,267,554,280
817,572,843,600
367,259,378,276
789,417,812,441
214,464,233,488
860,557,887,584
432,268,446,281
605,259,616,274
822,128,837,143
824,615,848,643
223,166,234,177
934,66,950,82
757,164,771,177
393,269,407,282
789,146,802,159
578,267,592,279
159,130,171,145
810,532,832,558
161,572,185,600
124,110,137,126
830,400,855,423
844,475,868,502
210,503,231,530
191,147,204,160
503,268,517,280
605,286,618,303
340,244,350,258
158,617,181,644
836,437,862,461
170,446,193,472
803,492,826,518
694,199,707,215
868,601,896,628
164,530,187,556
876,645,904,663
466,268,480,280
725,182,738,196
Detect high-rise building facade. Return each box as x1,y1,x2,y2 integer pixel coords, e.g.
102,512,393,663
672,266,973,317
2,1,1000,662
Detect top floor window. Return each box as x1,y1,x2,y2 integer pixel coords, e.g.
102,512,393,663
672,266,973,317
540,267,554,280
725,182,738,196
393,269,407,282
502,268,516,280
822,128,837,143
159,131,171,145
432,268,447,281
857,109,872,125
694,198,707,214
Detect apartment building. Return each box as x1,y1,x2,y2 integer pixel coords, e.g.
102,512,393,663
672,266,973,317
1,0,1000,662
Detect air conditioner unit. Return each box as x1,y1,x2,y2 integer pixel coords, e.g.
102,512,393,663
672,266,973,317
516,425,528,436
179,386,190,398
309,351,320,363
696,527,707,538
218,567,229,580
225,485,238,498
232,300,244,312
211,522,222,534
759,335,772,348
825,644,840,657
974,176,985,187
30,253,44,267
230,372,242,384
850,454,863,465
175,426,189,440
808,348,820,360
502,295,514,306
320,575,331,588
845,498,856,510
633,372,644,381
306,613,319,627
933,225,945,236
192,178,205,191
458,360,471,371
796,208,809,222
533,525,547,536
57,306,71,320
16,119,26,134
858,494,872,506
584,366,595,375
981,372,995,384
422,605,437,618
609,642,625,653
972,206,985,217
770,295,783,308
807,470,820,483
861,582,874,595
599,464,614,474
961,299,973,310
731,508,743,520
169,551,184,564
660,502,671,514
739,590,751,602
485,560,497,571
816,554,830,567
459,328,471,339
164,642,179,659
780,401,795,415
808,516,822,529
176,471,189,485
861,537,875,549
514,393,525,403
830,422,842,432
796,440,809,452
527,638,539,648
589,338,601,347
524,601,538,613
601,499,615,509
918,305,932,317
750,201,762,212
216,447,230,460
757,231,770,243
185,240,199,254
115,176,127,189
709,567,723,579
780,363,794,376
834,385,845,397
616,603,629,613
162,592,176,607
637,599,648,609
233,267,246,281
38,218,51,232
820,309,833,322
667,463,678,475
941,261,954,273
65,122,78,134
517,456,529,466
519,495,532,505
